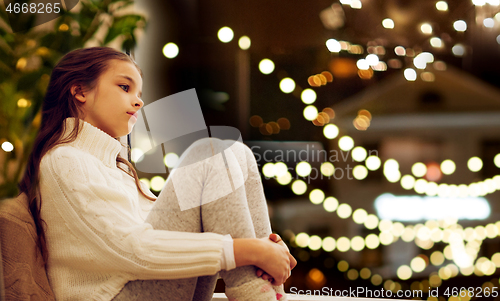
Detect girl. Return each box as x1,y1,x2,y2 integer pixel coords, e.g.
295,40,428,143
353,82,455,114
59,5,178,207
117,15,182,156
19,47,296,301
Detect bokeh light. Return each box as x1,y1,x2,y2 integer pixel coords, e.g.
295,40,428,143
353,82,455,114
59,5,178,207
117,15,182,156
280,78,296,93
259,59,275,74
301,89,317,104
162,43,179,58
323,124,339,139
238,36,251,50
338,136,354,151
291,180,307,195
323,197,339,212
150,176,165,191
218,26,234,42
468,157,483,172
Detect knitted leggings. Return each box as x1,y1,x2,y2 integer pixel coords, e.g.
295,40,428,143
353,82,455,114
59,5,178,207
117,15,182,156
112,138,286,301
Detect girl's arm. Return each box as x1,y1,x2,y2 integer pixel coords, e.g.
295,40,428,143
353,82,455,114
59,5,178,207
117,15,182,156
233,237,297,286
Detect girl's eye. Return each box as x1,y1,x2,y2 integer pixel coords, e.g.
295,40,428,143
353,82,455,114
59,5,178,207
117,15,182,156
119,85,129,92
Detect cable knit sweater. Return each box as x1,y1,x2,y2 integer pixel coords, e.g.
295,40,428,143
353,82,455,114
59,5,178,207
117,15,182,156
39,118,229,301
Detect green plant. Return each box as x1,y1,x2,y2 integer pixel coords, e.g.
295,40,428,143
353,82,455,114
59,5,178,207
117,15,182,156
0,0,147,198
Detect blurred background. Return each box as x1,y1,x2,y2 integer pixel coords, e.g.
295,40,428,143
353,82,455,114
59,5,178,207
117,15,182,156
4,0,500,299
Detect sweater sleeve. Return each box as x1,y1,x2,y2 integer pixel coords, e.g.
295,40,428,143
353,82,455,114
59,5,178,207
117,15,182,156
40,146,226,280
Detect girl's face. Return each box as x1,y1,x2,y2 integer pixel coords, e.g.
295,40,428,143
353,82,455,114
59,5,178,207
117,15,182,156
73,59,144,138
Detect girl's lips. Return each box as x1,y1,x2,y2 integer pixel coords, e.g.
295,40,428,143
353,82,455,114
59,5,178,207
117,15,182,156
128,112,138,121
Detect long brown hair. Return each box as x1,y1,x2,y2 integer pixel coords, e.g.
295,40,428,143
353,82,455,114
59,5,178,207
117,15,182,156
18,47,156,266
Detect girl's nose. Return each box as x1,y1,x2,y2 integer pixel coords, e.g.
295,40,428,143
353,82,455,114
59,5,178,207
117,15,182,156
134,97,144,108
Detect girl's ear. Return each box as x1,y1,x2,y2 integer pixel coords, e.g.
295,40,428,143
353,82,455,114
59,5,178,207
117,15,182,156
71,85,86,103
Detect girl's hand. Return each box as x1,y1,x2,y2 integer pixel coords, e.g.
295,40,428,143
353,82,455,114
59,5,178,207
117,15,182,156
256,234,297,283
255,237,291,285
233,235,297,285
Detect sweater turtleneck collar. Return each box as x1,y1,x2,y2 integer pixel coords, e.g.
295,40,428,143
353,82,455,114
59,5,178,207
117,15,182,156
62,117,124,168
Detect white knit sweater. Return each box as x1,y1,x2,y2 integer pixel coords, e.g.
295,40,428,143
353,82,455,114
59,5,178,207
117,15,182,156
39,118,229,301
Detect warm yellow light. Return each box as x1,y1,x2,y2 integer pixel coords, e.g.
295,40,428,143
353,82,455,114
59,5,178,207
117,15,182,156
379,232,394,245
425,181,439,196
337,260,349,272
494,153,500,168
352,146,367,162
411,257,426,273
17,98,31,108
162,43,179,58
262,162,275,178
491,252,500,267
218,26,234,43
276,172,292,185
391,222,405,237
259,59,275,74
1,141,13,152
378,219,393,232
301,89,317,104
365,156,381,170
238,36,251,50
352,208,368,224
273,162,288,177
420,23,433,34
303,105,318,121
401,175,416,190
309,189,325,205
468,157,483,172
436,1,448,11
486,223,498,238
323,124,339,139
150,176,165,191
291,180,307,195
440,159,456,175
384,169,401,183
323,197,339,212
296,161,312,177
338,136,354,151
397,265,412,280
401,227,415,242
414,179,428,194
280,78,296,93
353,165,368,180
295,232,310,247
163,152,179,168
382,18,394,29
322,237,336,252
320,162,335,177
326,38,341,52
337,237,350,252
430,251,445,266
360,268,371,279
308,235,322,250
384,158,399,171
430,37,443,48
337,203,352,219
364,214,379,229
351,236,365,251
365,234,380,249
371,274,383,286
412,162,427,177
430,228,443,242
